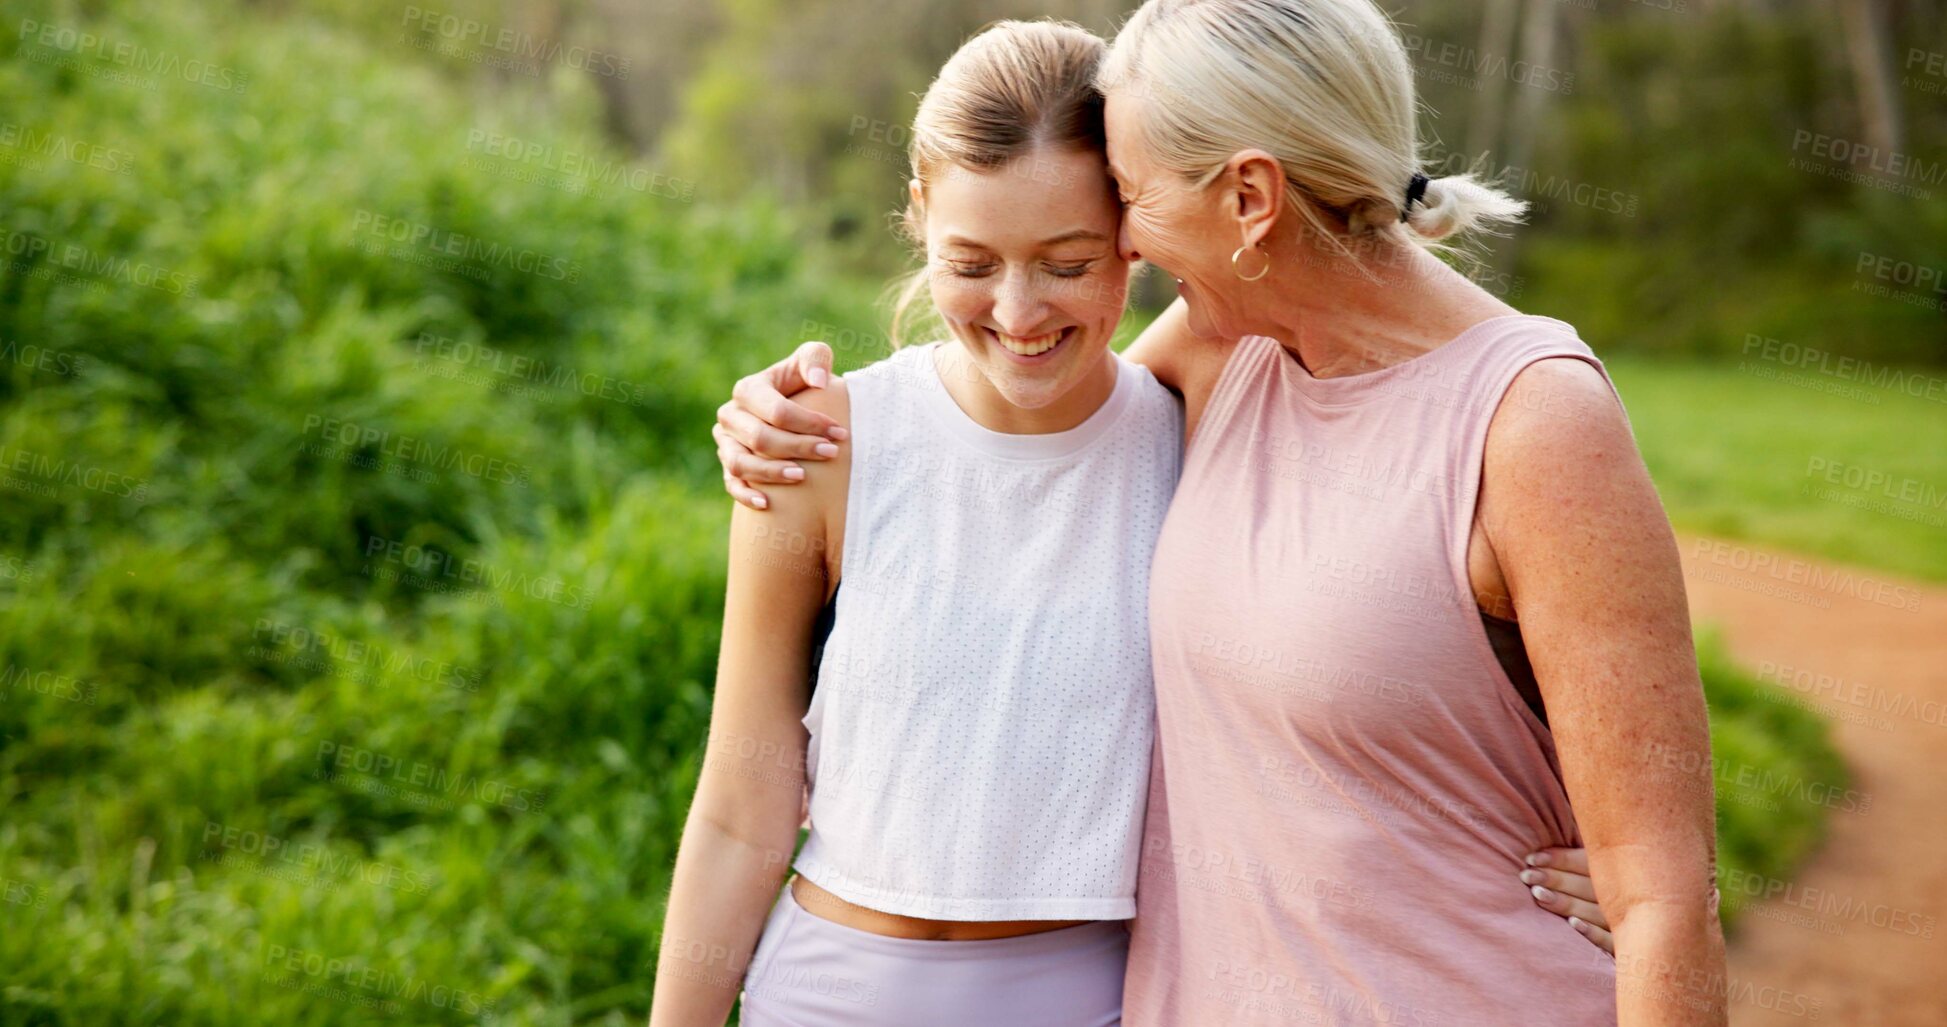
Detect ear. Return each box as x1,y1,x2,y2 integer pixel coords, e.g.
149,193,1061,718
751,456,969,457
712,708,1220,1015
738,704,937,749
1224,150,1286,249
908,177,924,212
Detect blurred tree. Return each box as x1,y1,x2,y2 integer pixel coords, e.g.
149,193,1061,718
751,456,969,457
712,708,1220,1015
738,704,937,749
658,0,1140,271
1467,0,1520,158
1504,0,1563,175
590,0,725,152
1839,0,1904,154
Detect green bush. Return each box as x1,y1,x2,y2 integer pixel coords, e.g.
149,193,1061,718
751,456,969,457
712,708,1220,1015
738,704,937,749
0,2,876,1022
1699,633,1851,932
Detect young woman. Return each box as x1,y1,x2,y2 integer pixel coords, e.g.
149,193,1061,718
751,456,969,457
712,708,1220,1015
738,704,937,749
670,17,1627,1027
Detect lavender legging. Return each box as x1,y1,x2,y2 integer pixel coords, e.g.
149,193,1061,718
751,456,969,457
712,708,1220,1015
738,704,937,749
737,881,1127,1026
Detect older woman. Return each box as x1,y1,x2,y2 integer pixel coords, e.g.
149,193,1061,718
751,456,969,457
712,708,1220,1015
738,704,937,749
713,2,1724,1024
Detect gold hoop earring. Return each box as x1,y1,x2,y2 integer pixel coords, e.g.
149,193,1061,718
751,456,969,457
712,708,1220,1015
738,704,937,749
1231,244,1270,282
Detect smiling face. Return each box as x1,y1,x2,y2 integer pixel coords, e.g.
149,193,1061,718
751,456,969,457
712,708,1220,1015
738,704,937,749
920,144,1130,415
1102,88,1252,341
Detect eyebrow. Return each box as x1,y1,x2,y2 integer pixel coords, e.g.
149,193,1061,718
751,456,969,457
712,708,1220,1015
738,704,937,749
940,229,1110,248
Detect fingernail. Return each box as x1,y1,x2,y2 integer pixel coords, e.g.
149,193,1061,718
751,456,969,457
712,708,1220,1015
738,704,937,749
808,368,829,388
827,426,850,442
1569,916,1588,932
783,466,805,481
1520,869,1544,886
1525,852,1551,867
751,496,767,509
1530,885,1556,903
814,443,838,458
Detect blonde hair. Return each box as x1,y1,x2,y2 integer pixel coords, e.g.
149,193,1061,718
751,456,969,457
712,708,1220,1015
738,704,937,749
887,20,1109,348
1098,0,1525,253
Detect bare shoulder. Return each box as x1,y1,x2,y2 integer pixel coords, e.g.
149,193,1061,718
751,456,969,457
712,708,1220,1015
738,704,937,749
775,377,850,498
1483,355,1674,573
1487,357,1637,484
801,378,851,485
793,376,852,430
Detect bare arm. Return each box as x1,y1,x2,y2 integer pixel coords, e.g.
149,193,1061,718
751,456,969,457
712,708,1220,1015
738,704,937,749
1121,298,1230,441
1482,359,1726,1025
650,385,849,1026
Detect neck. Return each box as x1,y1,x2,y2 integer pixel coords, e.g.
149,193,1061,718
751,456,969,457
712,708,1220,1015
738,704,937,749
1257,232,1519,379
935,342,1119,435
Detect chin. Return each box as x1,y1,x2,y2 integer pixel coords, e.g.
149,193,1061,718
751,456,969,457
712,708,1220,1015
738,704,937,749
1183,300,1225,340
989,376,1068,411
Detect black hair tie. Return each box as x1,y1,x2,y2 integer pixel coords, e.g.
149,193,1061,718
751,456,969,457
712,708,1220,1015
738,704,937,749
1400,172,1429,222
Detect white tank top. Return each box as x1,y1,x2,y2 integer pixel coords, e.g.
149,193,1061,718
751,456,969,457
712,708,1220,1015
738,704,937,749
793,341,1181,921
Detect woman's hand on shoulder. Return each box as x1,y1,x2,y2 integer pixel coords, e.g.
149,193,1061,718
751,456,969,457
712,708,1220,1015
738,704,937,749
715,341,848,510
747,376,851,521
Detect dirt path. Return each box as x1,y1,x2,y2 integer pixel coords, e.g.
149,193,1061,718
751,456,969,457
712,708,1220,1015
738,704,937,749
1677,536,1947,1026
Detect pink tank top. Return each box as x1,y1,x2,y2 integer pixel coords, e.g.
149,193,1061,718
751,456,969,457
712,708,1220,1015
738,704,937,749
1124,317,1619,1026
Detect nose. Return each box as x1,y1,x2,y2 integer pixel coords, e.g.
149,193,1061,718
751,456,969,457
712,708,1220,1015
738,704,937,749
990,272,1050,336
1116,219,1141,263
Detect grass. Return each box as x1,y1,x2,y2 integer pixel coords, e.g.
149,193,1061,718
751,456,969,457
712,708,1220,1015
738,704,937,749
1610,355,1947,583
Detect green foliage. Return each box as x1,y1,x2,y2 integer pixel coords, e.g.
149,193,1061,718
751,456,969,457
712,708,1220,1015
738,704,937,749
1698,633,1851,932
1516,8,1946,363
0,2,873,1023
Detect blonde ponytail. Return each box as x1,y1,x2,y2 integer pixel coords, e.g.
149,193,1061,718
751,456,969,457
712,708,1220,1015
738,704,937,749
1404,173,1528,242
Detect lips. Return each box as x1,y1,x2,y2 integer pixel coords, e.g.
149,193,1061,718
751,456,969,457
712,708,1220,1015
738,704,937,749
995,329,1065,357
